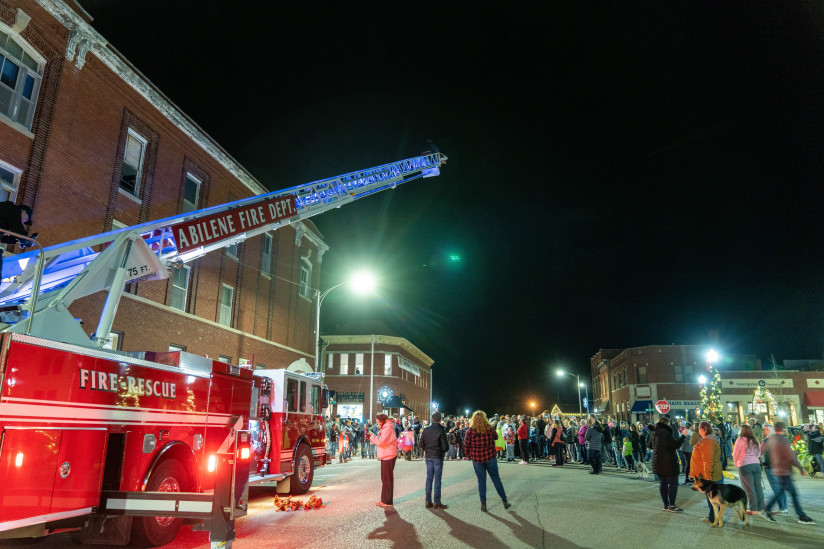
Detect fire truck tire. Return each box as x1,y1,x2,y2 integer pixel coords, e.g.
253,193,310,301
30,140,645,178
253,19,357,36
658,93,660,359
130,459,189,547
290,444,314,495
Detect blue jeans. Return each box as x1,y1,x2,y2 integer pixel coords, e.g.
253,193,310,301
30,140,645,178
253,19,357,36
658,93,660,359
425,458,444,504
763,467,787,511
706,477,723,521
766,474,807,518
472,458,508,503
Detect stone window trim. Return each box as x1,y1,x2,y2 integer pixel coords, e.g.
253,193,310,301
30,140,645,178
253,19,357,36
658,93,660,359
179,157,210,214
106,108,159,229
0,4,61,209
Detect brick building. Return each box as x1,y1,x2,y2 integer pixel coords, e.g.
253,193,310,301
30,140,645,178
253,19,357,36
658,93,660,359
590,345,758,424
322,334,434,423
591,345,824,426
0,1,327,367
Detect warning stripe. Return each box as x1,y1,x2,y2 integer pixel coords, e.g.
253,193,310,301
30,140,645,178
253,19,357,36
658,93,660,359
0,401,231,427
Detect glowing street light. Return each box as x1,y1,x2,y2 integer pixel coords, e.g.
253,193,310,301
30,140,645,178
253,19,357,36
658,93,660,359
706,349,719,364
315,271,376,373
530,401,536,416
557,369,583,415
698,375,707,385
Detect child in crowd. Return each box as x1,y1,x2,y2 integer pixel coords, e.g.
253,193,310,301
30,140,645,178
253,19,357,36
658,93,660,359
403,428,414,460
623,436,634,472
447,428,457,459
505,425,516,461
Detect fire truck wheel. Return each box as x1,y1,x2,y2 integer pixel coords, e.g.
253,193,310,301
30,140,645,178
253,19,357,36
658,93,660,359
130,459,189,547
290,444,314,495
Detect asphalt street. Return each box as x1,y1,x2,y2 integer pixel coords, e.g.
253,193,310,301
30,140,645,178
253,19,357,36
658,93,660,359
19,456,824,548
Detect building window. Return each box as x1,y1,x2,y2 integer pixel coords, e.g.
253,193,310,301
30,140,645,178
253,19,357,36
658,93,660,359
0,28,41,130
299,257,312,298
340,354,348,375
261,233,273,277
328,353,334,372
218,284,233,326
169,344,185,352
182,172,201,213
120,128,147,196
674,365,683,383
355,353,364,375
384,354,392,376
102,331,123,350
0,162,20,202
170,265,190,312
225,242,238,259
638,366,647,384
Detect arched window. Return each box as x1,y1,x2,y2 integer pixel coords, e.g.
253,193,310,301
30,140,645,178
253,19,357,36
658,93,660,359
0,27,43,129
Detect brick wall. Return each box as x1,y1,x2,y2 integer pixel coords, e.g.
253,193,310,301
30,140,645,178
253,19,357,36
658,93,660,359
0,1,321,368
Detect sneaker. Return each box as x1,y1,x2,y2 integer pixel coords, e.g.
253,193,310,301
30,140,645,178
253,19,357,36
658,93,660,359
746,510,758,515
518,461,528,465
798,516,816,524
765,513,776,522
503,501,512,510
780,510,790,516
668,506,684,513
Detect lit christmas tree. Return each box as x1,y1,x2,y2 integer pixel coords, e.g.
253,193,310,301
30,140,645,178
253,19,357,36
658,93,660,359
753,386,777,419
699,366,724,424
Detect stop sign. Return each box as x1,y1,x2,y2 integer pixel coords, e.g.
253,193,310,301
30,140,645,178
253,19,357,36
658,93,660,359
655,400,670,414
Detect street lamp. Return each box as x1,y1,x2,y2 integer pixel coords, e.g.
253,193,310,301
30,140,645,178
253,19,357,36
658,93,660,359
314,271,375,373
557,370,583,415
530,401,536,417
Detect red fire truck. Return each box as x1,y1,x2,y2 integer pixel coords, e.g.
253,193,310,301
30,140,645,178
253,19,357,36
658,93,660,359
0,152,446,546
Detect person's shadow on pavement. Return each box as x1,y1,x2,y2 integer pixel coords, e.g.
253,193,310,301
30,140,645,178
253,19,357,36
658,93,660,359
367,508,423,549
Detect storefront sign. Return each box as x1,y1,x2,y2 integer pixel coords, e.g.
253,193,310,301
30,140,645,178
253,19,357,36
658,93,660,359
666,400,700,407
336,391,364,403
722,379,793,389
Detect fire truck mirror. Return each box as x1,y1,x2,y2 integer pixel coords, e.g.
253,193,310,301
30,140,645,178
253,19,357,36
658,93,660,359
322,388,330,409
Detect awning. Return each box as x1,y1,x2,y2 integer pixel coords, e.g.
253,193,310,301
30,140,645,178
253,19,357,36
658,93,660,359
630,400,654,413
805,392,824,408
600,400,610,412
383,395,414,412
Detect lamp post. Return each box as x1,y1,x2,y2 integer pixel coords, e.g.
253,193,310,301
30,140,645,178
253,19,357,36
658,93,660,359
314,271,375,373
557,370,583,415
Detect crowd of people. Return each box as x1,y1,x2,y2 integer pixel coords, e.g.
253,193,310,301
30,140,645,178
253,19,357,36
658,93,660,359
325,410,821,524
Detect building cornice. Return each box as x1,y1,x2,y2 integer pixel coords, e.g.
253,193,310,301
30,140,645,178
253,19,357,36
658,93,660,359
323,334,434,367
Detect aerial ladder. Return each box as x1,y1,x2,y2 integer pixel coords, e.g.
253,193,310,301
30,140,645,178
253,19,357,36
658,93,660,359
0,151,447,350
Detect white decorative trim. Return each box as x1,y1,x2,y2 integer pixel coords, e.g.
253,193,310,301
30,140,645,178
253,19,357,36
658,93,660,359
36,0,268,196
12,8,31,33
293,221,330,259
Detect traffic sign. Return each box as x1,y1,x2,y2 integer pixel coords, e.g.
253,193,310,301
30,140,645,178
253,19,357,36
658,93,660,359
655,400,670,414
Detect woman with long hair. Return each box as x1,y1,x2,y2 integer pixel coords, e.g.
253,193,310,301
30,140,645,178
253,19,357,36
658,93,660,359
548,419,566,467
373,413,398,507
464,410,511,512
733,423,765,516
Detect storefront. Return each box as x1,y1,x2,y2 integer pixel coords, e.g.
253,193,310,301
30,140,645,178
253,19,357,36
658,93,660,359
806,392,824,424
335,391,365,421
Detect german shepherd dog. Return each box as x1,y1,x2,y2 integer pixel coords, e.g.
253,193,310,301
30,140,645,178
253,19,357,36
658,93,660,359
695,478,749,527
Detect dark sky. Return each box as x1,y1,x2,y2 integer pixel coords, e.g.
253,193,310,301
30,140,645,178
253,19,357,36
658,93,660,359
81,2,824,414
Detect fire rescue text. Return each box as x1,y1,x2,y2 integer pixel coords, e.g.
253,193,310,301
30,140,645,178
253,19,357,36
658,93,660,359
79,368,176,399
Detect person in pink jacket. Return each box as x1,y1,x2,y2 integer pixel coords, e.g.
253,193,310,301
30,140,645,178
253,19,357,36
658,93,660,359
578,422,589,465
374,413,398,507
732,424,765,516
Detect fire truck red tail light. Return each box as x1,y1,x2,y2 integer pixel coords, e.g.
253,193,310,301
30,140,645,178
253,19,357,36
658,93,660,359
207,454,217,473
14,452,23,467
239,447,250,460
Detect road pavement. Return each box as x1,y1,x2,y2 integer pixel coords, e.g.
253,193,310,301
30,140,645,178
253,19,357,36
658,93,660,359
19,456,824,548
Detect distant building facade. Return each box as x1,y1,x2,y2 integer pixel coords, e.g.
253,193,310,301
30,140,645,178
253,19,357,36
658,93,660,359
591,345,824,426
0,1,326,368
323,334,434,423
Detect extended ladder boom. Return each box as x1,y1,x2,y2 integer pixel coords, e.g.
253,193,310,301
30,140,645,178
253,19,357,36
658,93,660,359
0,152,446,347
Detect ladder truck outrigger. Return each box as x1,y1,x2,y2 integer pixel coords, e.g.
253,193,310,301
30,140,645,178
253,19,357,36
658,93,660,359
0,151,446,547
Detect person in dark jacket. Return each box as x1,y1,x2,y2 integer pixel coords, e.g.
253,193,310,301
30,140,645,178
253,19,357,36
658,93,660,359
0,201,34,279
585,415,605,474
419,412,450,509
651,414,686,512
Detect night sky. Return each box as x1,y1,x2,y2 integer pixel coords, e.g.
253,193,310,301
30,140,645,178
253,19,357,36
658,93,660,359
81,2,824,414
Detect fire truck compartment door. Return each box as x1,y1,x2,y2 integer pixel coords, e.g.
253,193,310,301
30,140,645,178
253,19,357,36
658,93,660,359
0,429,61,523
0,429,107,524
50,430,107,514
